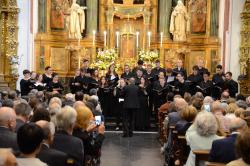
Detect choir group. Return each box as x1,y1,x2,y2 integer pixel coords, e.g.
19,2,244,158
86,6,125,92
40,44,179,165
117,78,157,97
20,59,239,130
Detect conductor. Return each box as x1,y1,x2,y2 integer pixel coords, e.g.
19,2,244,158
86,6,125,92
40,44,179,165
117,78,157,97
122,77,140,137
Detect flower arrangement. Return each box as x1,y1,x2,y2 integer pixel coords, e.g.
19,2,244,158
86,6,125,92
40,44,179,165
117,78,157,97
91,49,119,70
139,49,159,63
8,55,19,77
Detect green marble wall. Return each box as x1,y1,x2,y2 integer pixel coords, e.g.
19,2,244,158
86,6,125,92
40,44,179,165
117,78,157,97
86,0,98,35
210,0,219,36
38,0,46,33
158,0,172,38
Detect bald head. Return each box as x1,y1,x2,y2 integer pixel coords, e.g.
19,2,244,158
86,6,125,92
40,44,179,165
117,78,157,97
35,120,55,144
0,148,16,166
174,98,188,112
229,117,247,133
0,107,16,130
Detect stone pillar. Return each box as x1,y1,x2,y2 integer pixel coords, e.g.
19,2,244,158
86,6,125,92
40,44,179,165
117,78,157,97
158,0,172,38
86,0,98,36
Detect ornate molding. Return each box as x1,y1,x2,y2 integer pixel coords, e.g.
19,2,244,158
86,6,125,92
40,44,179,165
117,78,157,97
0,0,19,88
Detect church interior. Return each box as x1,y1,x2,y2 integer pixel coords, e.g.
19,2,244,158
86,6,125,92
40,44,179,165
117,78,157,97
0,0,250,166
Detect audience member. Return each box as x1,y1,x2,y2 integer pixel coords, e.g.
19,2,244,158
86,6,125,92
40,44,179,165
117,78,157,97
51,106,84,166
63,93,75,107
236,100,248,109
1,99,14,108
14,103,32,132
36,120,69,166
30,107,51,122
212,101,230,132
73,106,105,165
209,117,247,163
48,102,61,126
175,105,197,134
16,123,47,166
0,107,18,152
75,91,84,101
227,129,250,166
185,112,221,166
0,148,17,166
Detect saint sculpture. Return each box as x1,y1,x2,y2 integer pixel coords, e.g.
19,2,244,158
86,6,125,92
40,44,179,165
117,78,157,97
170,0,190,42
67,0,87,39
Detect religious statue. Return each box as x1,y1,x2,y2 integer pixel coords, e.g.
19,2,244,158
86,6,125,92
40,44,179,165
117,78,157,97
67,0,87,39
170,0,190,42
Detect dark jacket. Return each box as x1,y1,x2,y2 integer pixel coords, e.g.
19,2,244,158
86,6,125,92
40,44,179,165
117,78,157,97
224,79,238,98
15,119,25,132
209,134,238,163
73,129,105,162
51,130,84,166
122,84,140,109
37,144,69,166
0,127,19,152
172,67,187,79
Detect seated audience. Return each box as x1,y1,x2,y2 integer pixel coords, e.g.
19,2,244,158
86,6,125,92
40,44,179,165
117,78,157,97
0,148,17,166
63,93,75,107
36,120,69,166
175,105,197,134
185,111,221,166
227,129,250,166
75,91,84,102
221,91,230,103
1,99,14,108
236,100,248,109
51,106,84,166
0,107,19,152
16,123,47,166
209,117,247,163
211,101,230,132
14,103,32,132
48,102,61,126
73,106,105,165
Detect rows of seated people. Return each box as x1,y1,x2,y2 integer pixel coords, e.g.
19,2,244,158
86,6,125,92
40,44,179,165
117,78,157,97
0,89,105,166
160,91,250,166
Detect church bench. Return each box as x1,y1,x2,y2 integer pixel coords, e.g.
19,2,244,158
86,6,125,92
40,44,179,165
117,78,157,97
193,150,210,166
205,162,226,166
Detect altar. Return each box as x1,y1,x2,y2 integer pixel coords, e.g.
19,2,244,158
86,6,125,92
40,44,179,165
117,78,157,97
34,0,221,76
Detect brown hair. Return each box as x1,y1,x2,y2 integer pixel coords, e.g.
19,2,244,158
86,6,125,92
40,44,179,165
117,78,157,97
180,106,197,122
226,103,239,114
235,129,250,164
75,106,93,130
235,108,245,117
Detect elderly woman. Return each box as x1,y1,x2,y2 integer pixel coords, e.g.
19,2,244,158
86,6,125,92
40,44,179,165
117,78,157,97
185,112,221,166
73,106,105,165
51,106,84,166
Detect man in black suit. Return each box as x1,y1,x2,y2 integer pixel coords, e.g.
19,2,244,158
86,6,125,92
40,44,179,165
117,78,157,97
0,107,19,152
36,120,69,166
172,59,187,79
212,65,225,99
51,106,84,166
197,59,209,76
132,60,147,75
14,103,32,132
225,72,238,98
122,77,140,137
121,64,133,81
152,59,166,81
209,117,247,163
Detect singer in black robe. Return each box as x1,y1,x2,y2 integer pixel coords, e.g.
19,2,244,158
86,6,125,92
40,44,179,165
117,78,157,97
69,69,82,94
187,66,203,95
225,72,238,98
46,73,64,94
174,73,189,97
197,72,213,97
98,76,110,117
212,65,225,99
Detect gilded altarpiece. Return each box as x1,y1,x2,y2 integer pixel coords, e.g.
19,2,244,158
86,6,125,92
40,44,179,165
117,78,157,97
35,0,221,78
238,0,250,96
0,0,19,89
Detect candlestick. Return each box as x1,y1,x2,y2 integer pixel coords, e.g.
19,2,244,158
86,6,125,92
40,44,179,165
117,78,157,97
92,30,96,46
116,31,119,48
147,31,151,48
136,31,139,48
104,31,107,48
160,32,163,47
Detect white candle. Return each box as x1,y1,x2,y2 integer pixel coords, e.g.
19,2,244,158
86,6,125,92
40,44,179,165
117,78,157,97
136,31,139,48
92,30,96,46
147,31,151,48
104,31,107,48
160,32,163,47
116,31,119,48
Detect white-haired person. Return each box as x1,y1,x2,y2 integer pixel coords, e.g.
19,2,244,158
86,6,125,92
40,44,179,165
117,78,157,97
51,106,84,166
185,111,221,166
48,102,61,126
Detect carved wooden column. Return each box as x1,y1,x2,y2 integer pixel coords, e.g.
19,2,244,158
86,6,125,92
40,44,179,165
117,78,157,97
239,0,250,95
0,0,19,89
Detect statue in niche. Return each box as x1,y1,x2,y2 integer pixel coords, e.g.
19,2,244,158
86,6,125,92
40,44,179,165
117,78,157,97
170,0,190,42
66,0,87,39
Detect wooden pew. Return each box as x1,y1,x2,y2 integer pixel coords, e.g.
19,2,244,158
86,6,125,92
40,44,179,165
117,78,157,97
193,150,210,166
205,162,226,166
158,111,168,143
